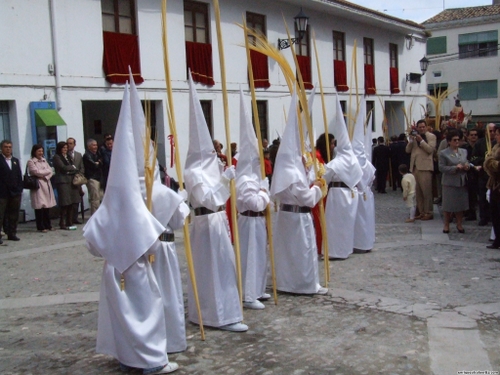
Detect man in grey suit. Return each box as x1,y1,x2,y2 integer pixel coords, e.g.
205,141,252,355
406,119,437,220
67,138,85,224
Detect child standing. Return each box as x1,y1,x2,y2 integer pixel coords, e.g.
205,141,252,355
399,164,416,223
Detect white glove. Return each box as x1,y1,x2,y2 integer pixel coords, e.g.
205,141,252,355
260,178,269,192
178,189,188,201
486,189,491,203
222,165,236,180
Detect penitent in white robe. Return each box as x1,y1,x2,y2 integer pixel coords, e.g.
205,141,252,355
95,255,167,369
273,182,322,294
146,183,190,353
236,180,270,302
186,181,242,328
324,172,359,259
353,187,375,251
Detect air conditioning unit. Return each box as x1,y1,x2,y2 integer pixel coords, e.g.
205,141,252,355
407,73,422,84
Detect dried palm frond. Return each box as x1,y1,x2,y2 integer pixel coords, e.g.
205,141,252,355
237,24,296,93
425,86,457,130
143,99,157,212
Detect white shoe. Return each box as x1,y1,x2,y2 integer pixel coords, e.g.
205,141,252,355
316,287,328,295
219,322,248,332
148,362,179,374
243,300,265,310
258,293,271,300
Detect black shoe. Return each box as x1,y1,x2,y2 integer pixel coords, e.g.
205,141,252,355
486,244,500,249
478,219,488,226
7,235,20,241
456,226,465,234
0,238,3,245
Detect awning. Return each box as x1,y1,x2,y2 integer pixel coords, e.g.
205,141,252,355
35,109,66,126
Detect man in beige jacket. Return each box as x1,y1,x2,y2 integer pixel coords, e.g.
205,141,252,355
406,119,437,220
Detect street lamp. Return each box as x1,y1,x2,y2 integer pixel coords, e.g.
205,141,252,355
278,8,309,50
406,56,431,83
419,56,430,76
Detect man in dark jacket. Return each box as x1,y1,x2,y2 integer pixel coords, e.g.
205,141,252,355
471,123,497,226
0,140,23,242
372,136,391,193
83,139,103,216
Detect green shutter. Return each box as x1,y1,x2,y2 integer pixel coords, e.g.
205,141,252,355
459,80,498,100
478,80,498,98
427,36,447,55
459,30,498,45
459,82,478,100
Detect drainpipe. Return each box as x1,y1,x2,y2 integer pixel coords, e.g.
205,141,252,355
49,0,63,110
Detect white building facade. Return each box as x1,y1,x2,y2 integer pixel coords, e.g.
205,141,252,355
0,0,427,219
423,4,500,123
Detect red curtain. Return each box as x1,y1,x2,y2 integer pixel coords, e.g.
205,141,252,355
390,67,401,94
250,50,270,88
364,64,376,95
333,60,349,92
102,32,144,84
296,55,314,90
185,41,215,86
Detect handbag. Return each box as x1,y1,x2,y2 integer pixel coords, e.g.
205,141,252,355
23,165,39,190
72,173,88,186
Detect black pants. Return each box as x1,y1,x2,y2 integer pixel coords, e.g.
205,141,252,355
478,176,491,222
59,205,74,228
375,169,388,192
490,197,500,247
0,195,22,237
35,208,52,231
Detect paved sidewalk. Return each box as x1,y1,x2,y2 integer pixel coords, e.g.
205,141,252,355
0,189,499,374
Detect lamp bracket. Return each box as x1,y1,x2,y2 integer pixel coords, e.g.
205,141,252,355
278,37,301,50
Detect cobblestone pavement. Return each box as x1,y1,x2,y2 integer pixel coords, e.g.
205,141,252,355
0,188,499,374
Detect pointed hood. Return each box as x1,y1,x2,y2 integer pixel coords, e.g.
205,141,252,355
130,69,146,180
236,88,261,190
83,83,165,274
302,87,316,153
270,90,307,197
352,99,376,190
364,113,373,162
184,72,221,195
325,94,362,189
129,70,183,223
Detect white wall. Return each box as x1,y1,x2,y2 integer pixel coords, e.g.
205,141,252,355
0,0,428,217
426,22,500,119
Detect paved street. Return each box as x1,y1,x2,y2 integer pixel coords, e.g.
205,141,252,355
1,188,499,375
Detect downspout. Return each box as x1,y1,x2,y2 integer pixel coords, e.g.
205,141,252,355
49,0,63,110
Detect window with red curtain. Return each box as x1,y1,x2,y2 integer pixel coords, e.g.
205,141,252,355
334,60,349,92
364,64,376,95
184,1,214,86
390,67,400,94
389,43,400,94
297,56,313,90
101,0,143,84
102,32,143,84
333,31,348,92
247,12,270,88
185,42,215,86
296,25,313,90
364,38,376,95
